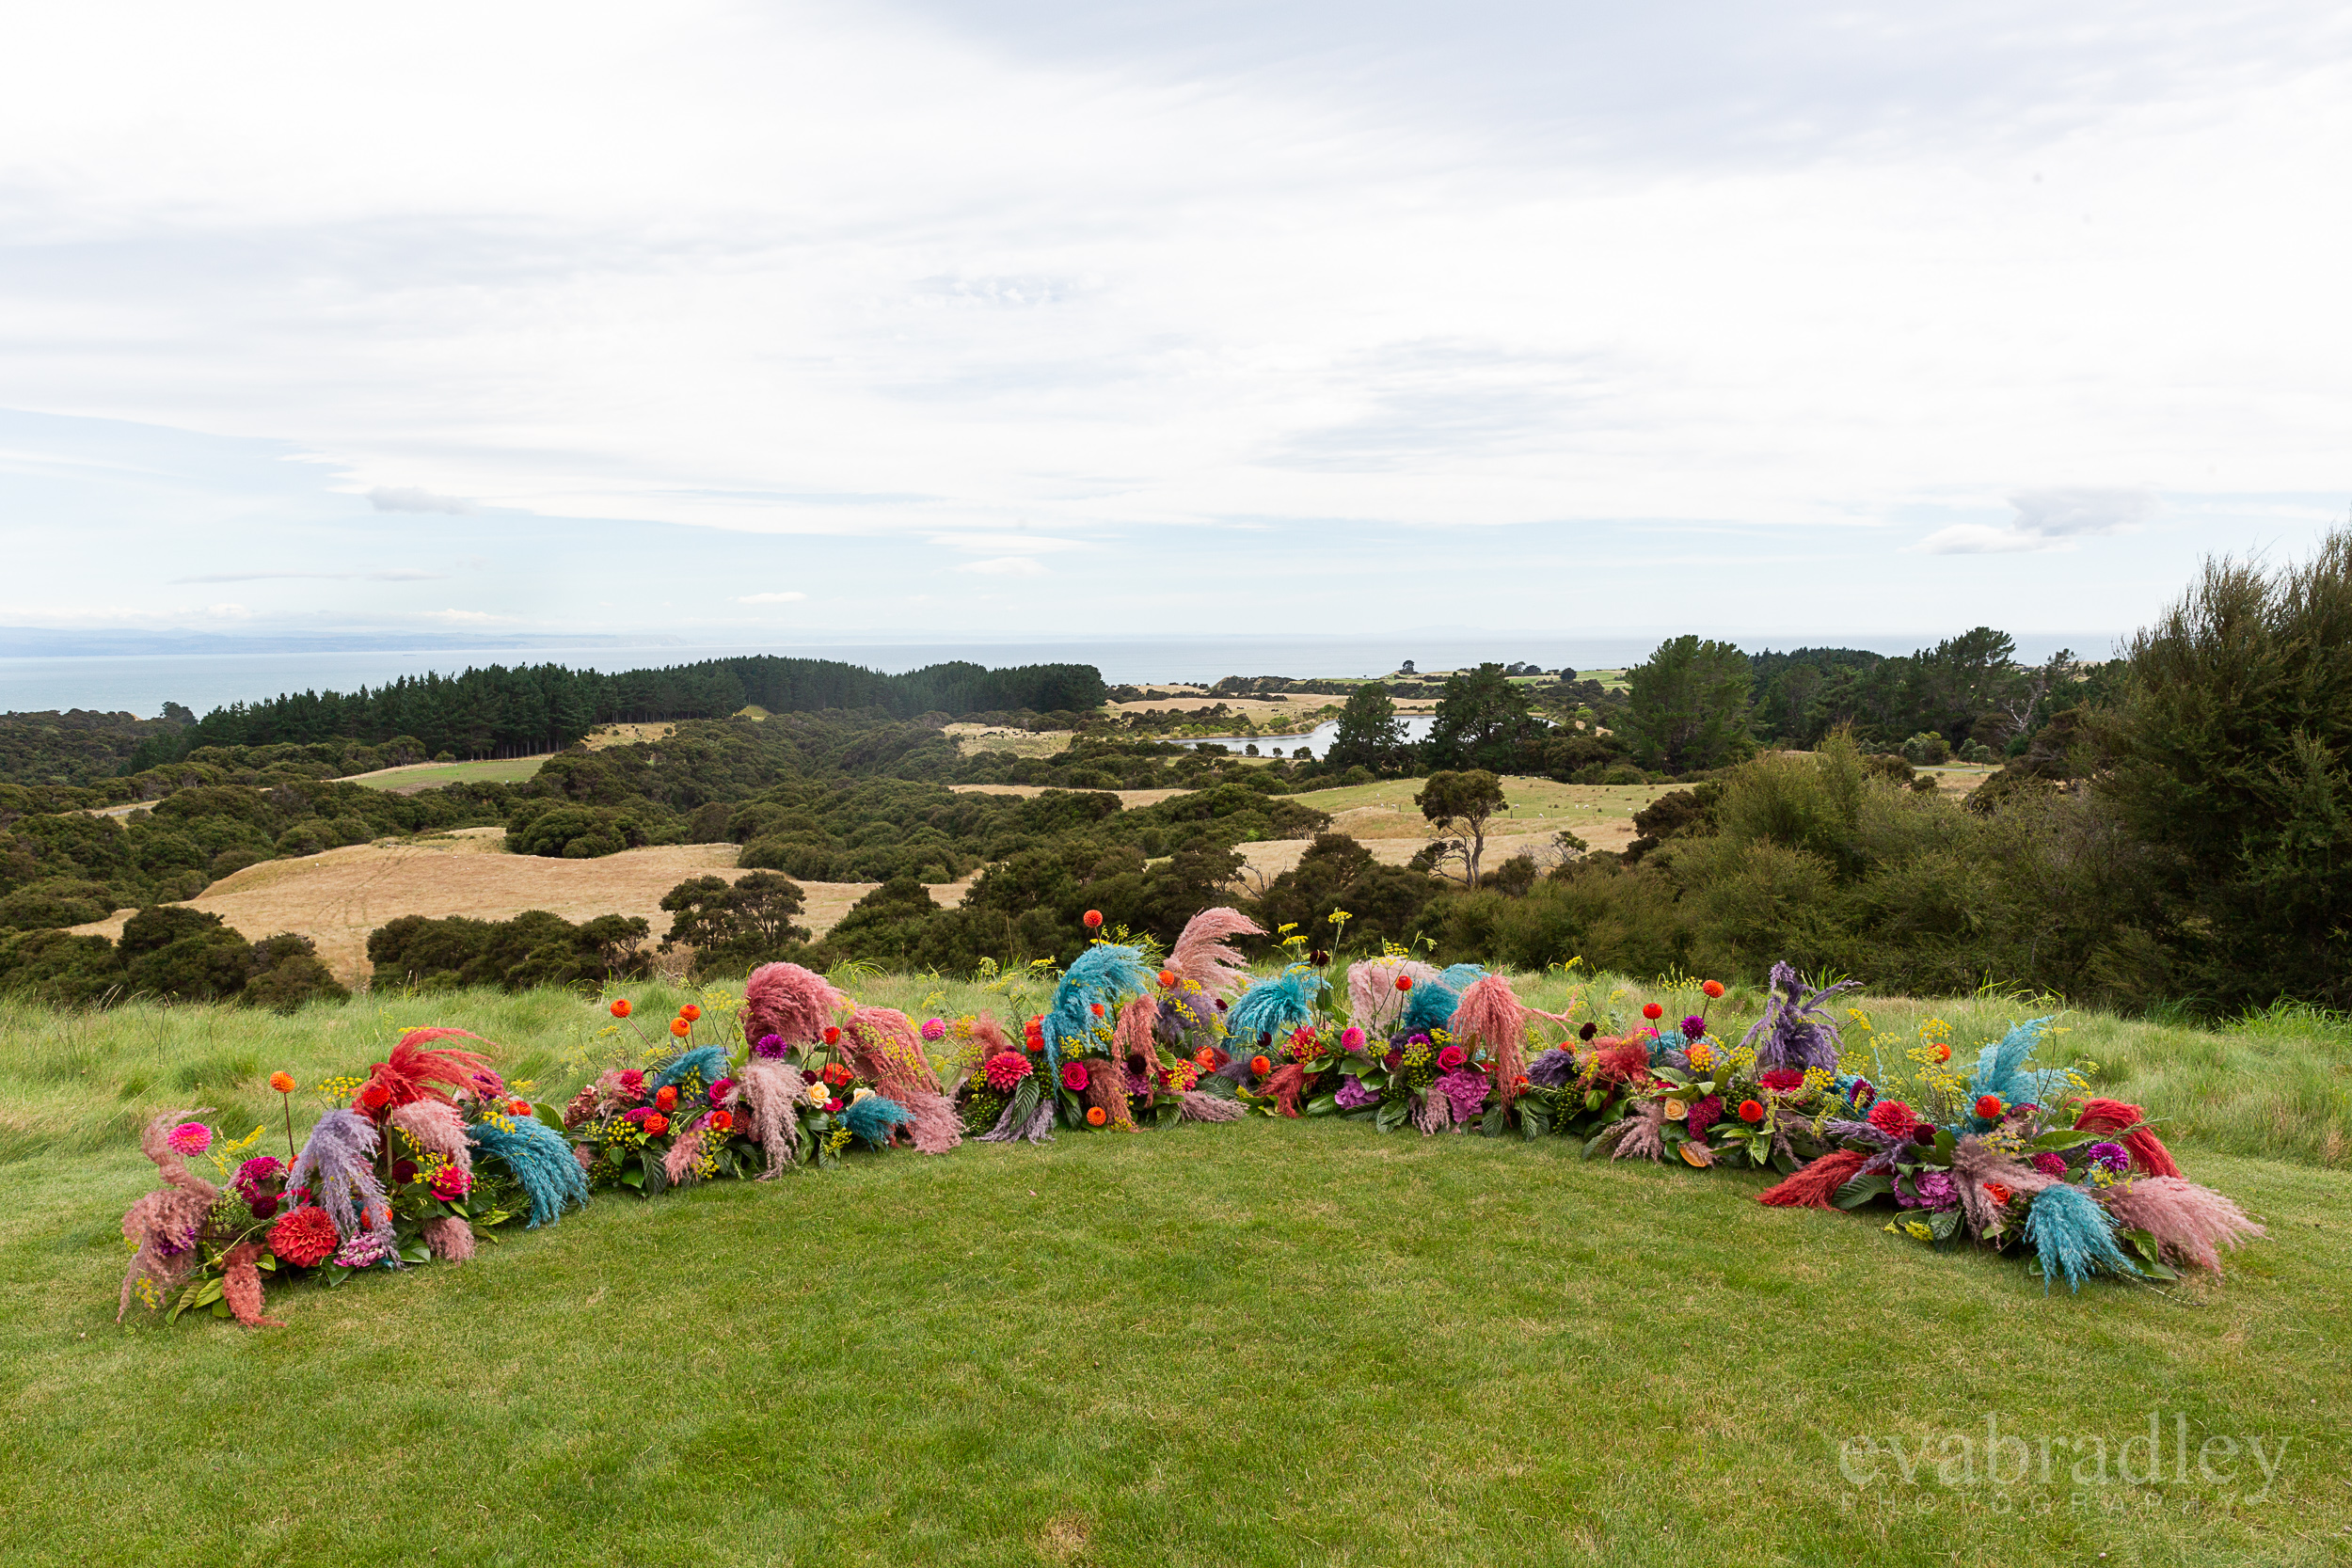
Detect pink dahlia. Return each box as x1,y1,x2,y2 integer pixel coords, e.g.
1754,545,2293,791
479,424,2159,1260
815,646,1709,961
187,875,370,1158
921,1017,946,1041
1340,1026,1365,1051
1867,1099,1921,1138
982,1051,1033,1093
166,1121,212,1157
1686,1094,1724,1134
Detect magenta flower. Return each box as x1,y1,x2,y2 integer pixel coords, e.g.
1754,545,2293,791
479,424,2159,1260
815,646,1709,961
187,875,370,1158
1340,1026,1365,1051
1436,1043,1468,1071
1680,1015,1707,1041
920,1018,946,1041
166,1121,212,1157
1060,1059,1090,1092
1334,1075,1379,1109
752,1034,787,1060
707,1077,736,1105
1431,1069,1491,1122
2031,1151,2069,1179
429,1164,473,1200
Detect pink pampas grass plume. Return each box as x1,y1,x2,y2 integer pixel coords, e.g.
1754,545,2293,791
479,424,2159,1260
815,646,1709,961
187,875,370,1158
1083,1064,1137,1131
1115,995,1164,1075
1178,1089,1246,1123
843,1005,942,1098
1348,958,1439,1035
900,1087,965,1153
1168,907,1264,998
421,1215,477,1262
1449,974,1529,1102
736,1058,808,1176
117,1108,223,1320
664,1121,707,1185
742,962,844,1049
963,1014,1011,1056
389,1100,473,1176
1412,1084,1455,1135
220,1242,285,1327
2102,1176,2265,1274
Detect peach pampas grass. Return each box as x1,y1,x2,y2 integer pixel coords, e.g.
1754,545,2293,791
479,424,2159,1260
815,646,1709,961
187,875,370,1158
118,1108,221,1320
421,1215,477,1262
736,1058,808,1175
1347,958,1439,1035
843,1005,943,1099
1168,907,1264,997
389,1100,473,1176
1179,1088,1246,1122
900,1088,965,1153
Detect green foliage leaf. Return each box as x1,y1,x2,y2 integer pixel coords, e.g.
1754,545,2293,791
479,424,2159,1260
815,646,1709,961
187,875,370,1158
1833,1174,1892,1210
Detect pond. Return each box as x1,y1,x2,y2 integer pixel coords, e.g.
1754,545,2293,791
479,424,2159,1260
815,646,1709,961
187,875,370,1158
1184,714,1438,760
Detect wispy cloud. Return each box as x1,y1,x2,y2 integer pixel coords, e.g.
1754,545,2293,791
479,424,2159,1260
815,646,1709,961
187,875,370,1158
170,569,446,583
368,486,474,515
957,556,1050,578
736,590,807,603
1920,488,2160,555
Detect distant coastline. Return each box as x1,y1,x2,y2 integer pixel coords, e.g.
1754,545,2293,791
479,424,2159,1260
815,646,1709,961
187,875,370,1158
0,628,2120,719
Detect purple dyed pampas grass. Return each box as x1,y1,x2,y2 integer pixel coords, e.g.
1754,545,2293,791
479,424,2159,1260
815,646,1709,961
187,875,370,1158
288,1108,391,1243
2102,1177,2265,1275
1610,1101,1668,1162
1740,961,1857,1073
118,1108,222,1321
980,1095,1057,1144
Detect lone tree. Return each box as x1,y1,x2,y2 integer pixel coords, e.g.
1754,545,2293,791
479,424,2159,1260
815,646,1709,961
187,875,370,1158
660,871,812,974
1327,681,1406,771
1428,662,1541,770
1415,768,1508,888
1624,636,1755,773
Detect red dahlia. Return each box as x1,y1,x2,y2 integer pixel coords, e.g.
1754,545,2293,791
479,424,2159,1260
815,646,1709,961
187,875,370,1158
268,1206,339,1268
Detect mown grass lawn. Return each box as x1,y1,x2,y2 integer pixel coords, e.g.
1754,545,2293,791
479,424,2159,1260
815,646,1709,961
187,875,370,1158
5,981,2347,1566
343,755,552,791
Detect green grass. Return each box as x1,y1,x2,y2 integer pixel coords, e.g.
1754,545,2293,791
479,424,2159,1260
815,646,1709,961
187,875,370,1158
344,755,550,790
4,975,2347,1565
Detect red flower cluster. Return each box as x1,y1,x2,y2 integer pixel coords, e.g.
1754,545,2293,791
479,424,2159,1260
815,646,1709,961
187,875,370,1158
1082,909,1104,928
1642,1003,1664,1021
1394,975,1412,992
1195,1046,1226,1071
267,1206,339,1268
823,1026,842,1045
1687,1094,1724,1133
707,1110,734,1134
644,1113,670,1136
1024,1016,1046,1053
982,1051,1034,1093
655,1085,678,1111
1757,1068,1805,1093
820,1062,855,1088
1867,1099,1922,1137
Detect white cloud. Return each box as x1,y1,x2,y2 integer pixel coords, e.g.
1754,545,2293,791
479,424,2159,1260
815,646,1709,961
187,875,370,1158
957,556,1049,578
736,590,807,603
368,486,475,515
1919,487,2160,554
421,608,504,623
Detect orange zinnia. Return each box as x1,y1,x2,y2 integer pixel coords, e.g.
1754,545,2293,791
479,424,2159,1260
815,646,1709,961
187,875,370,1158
268,1070,296,1093
670,1018,690,1037
610,998,632,1018
1086,1106,1107,1126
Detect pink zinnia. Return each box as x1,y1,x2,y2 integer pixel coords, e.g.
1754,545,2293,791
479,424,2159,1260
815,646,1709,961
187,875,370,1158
166,1121,212,1156
1061,1059,1090,1092
1340,1026,1365,1051
921,1018,946,1041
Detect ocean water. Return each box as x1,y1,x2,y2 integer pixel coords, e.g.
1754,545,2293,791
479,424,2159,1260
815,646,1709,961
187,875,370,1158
0,631,2113,718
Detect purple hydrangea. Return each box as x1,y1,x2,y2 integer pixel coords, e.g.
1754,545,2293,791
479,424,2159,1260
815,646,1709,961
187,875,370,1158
1334,1074,1379,1110
1899,1169,1959,1210
1680,1014,1707,1041
2087,1141,2131,1174
1431,1069,1492,1123
752,1034,788,1060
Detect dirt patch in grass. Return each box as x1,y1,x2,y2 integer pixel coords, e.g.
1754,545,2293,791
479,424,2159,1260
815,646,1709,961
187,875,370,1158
66,829,966,986
947,784,1192,807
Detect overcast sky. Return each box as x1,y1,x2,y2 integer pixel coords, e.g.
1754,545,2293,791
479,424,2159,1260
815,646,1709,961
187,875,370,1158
1,0,2346,649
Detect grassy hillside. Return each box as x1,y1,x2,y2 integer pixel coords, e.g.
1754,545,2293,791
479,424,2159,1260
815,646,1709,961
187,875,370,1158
4,974,2345,1565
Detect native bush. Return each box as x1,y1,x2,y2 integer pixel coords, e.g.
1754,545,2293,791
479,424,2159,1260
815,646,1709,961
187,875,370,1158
367,910,653,990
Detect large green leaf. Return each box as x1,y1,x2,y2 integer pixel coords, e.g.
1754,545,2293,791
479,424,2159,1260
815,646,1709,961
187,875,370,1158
1833,1174,1893,1210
